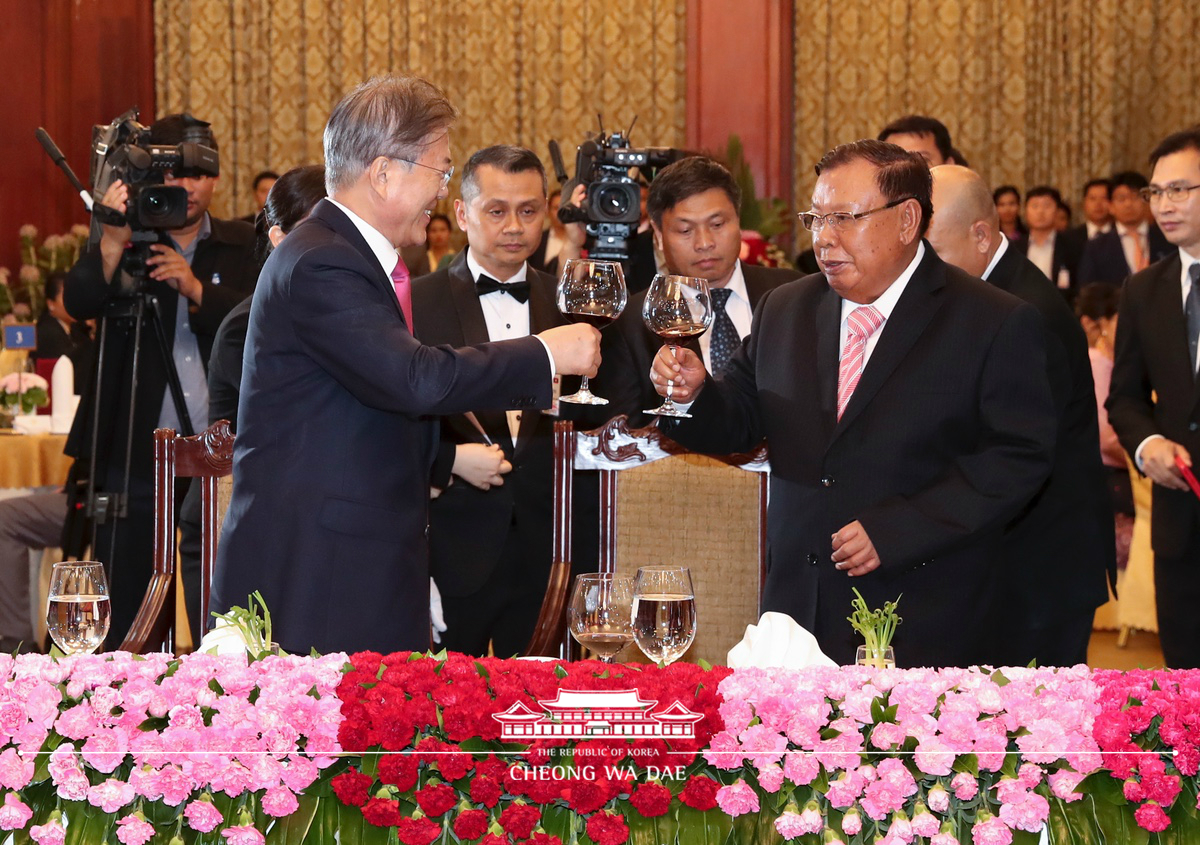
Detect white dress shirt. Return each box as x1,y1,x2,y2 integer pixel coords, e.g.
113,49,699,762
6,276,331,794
838,242,925,367
467,249,532,445
981,233,1010,281
1025,231,1056,281
1086,220,1113,239
698,260,754,372
1117,221,1150,273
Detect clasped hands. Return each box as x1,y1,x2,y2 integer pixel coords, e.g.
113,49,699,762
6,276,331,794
649,344,882,576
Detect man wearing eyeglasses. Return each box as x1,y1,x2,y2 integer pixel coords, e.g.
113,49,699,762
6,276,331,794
1107,126,1200,668
649,140,1056,667
213,76,603,657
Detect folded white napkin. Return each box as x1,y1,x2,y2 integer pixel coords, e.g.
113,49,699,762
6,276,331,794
50,356,80,434
13,414,51,434
726,611,837,669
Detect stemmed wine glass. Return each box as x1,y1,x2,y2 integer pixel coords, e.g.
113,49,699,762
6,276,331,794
556,258,628,404
641,274,713,417
632,565,697,666
46,561,111,655
567,573,636,662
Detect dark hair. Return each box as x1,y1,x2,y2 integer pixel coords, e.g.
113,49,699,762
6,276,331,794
1025,186,1063,205
255,164,326,267
646,156,741,229
252,170,280,190
1111,170,1149,192
1083,178,1113,199
324,74,457,192
877,115,954,162
1075,282,1119,321
814,139,934,238
1057,200,1073,223
427,213,452,229
459,145,547,205
1149,126,1200,168
44,270,67,303
149,113,218,151
993,185,1021,204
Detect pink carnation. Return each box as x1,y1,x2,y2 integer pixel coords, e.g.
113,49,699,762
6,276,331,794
912,808,940,837
1133,801,1171,833
0,747,34,790
970,816,1013,845
88,778,137,813
951,772,978,801
927,783,951,814
775,808,823,839
0,793,33,830
185,799,225,833
782,752,820,785
716,780,760,817
1049,770,1084,802
222,825,267,845
914,737,955,776
841,808,863,836
116,815,156,845
261,786,299,817
756,763,785,793
30,818,66,845
931,833,960,845
998,793,1049,832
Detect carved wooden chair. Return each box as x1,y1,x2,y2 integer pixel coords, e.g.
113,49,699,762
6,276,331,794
525,416,768,664
119,421,235,654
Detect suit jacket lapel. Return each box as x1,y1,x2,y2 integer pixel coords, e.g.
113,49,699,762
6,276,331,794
815,284,841,424
832,249,944,438
1146,254,1197,397
313,200,405,322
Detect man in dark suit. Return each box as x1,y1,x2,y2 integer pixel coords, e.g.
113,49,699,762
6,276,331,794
63,113,258,642
412,146,603,656
1017,186,1083,296
649,140,1056,667
1058,179,1114,289
212,76,601,656
601,156,799,427
928,164,1115,666
1107,126,1200,668
1077,171,1172,286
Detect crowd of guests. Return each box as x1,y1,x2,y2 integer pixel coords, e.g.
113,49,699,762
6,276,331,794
3,87,1198,673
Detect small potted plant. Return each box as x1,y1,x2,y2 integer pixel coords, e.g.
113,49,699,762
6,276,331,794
0,371,49,426
848,588,901,668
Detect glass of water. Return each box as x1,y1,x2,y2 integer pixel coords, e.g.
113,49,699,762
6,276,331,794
46,561,111,655
632,565,697,665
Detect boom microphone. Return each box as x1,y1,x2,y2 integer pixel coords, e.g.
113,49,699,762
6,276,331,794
36,127,93,211
547,139,570,185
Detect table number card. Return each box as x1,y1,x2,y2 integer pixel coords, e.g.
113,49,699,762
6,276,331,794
3,324,37,350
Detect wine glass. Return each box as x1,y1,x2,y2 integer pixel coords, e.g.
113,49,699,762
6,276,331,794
46,561,111,655
567,573,636,662
632,565,697,665
641,274,713,418
556,259,628,404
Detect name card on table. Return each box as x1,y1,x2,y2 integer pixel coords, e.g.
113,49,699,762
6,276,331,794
3,324,36,349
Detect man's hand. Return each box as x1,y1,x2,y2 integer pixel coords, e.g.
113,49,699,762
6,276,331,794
146,244,204,305
832,520,881,577
538,324,601,377
554,184,588,275
452,443,512,491
97,180,133,282
1141,437,1193,491
650,345,706,403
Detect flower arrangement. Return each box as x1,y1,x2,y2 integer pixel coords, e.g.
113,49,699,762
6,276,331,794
1,223,89,318
705,664,1103,844
847,589,901,668
330,651,732,845
0,371,50,414
201,592,277,658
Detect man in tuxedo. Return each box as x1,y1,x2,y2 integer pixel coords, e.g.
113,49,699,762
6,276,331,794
1107,126,1200,668
412,145,603,656
64,113,258,642
649,140,1055,667
602,156,798,427
1077,171,1172,286
878,115,964,167
928,164,1115,666
1017,186,1082,294
213,76,601,656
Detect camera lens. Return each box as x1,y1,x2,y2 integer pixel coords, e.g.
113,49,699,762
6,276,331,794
144,193,167,213
595,185,632,219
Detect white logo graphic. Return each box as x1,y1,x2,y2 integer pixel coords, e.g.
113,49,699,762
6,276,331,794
491,688,703,741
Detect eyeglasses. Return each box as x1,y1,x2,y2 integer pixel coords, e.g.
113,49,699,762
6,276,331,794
1140,184,1200,204
393,158,455,189
799,197,914,233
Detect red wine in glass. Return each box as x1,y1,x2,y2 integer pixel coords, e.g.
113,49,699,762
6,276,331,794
556,259,627,405
642,274,713,418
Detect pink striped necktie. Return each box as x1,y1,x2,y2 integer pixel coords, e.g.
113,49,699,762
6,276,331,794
836,305,885,420
391,257,413,330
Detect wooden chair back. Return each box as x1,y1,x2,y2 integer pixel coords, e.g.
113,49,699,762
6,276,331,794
119,421,234,653
526,416,768,663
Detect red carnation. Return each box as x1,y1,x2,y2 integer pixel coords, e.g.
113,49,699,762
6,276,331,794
562,779,609,815
523,775,567,805
453,809,490,841
472,775,504,808
679,775,719,811
586,812,629,845
527,835,563,845
482,835,509,845
378,754,420,791
437,750,475,782
396,816,442,845
331,768,373,807
362,797,403,827
415,783,458,818
1134,801,1171,833
498,804,541,840
475,756,510,779
629,782,672,817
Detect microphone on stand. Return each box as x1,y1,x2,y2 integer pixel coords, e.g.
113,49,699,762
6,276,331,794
548,139,570,185
35,127,93,211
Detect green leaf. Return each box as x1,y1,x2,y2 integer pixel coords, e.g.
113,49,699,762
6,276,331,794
555,664,569,679
675,805,734,845
63,801,114,845
626,804,679,845
307,794,340,845
267,791,322,845
952,754,980,777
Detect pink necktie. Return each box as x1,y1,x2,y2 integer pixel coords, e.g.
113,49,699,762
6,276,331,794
836,305,885,420
391,258,413,330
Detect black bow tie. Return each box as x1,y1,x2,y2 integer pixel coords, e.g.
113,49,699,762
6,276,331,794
475,275,530,303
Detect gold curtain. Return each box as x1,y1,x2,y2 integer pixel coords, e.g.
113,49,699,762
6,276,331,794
154,0,688,219
793,0,1200,231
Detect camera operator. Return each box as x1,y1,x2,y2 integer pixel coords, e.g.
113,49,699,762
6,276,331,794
554,182,661,293
63,113,257,644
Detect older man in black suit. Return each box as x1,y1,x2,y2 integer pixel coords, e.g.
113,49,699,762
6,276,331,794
1107,126,1200,668
928,164,1115,667
650,141,1056,667
601,156,799,427
213,76,601,656
412,145,603,656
